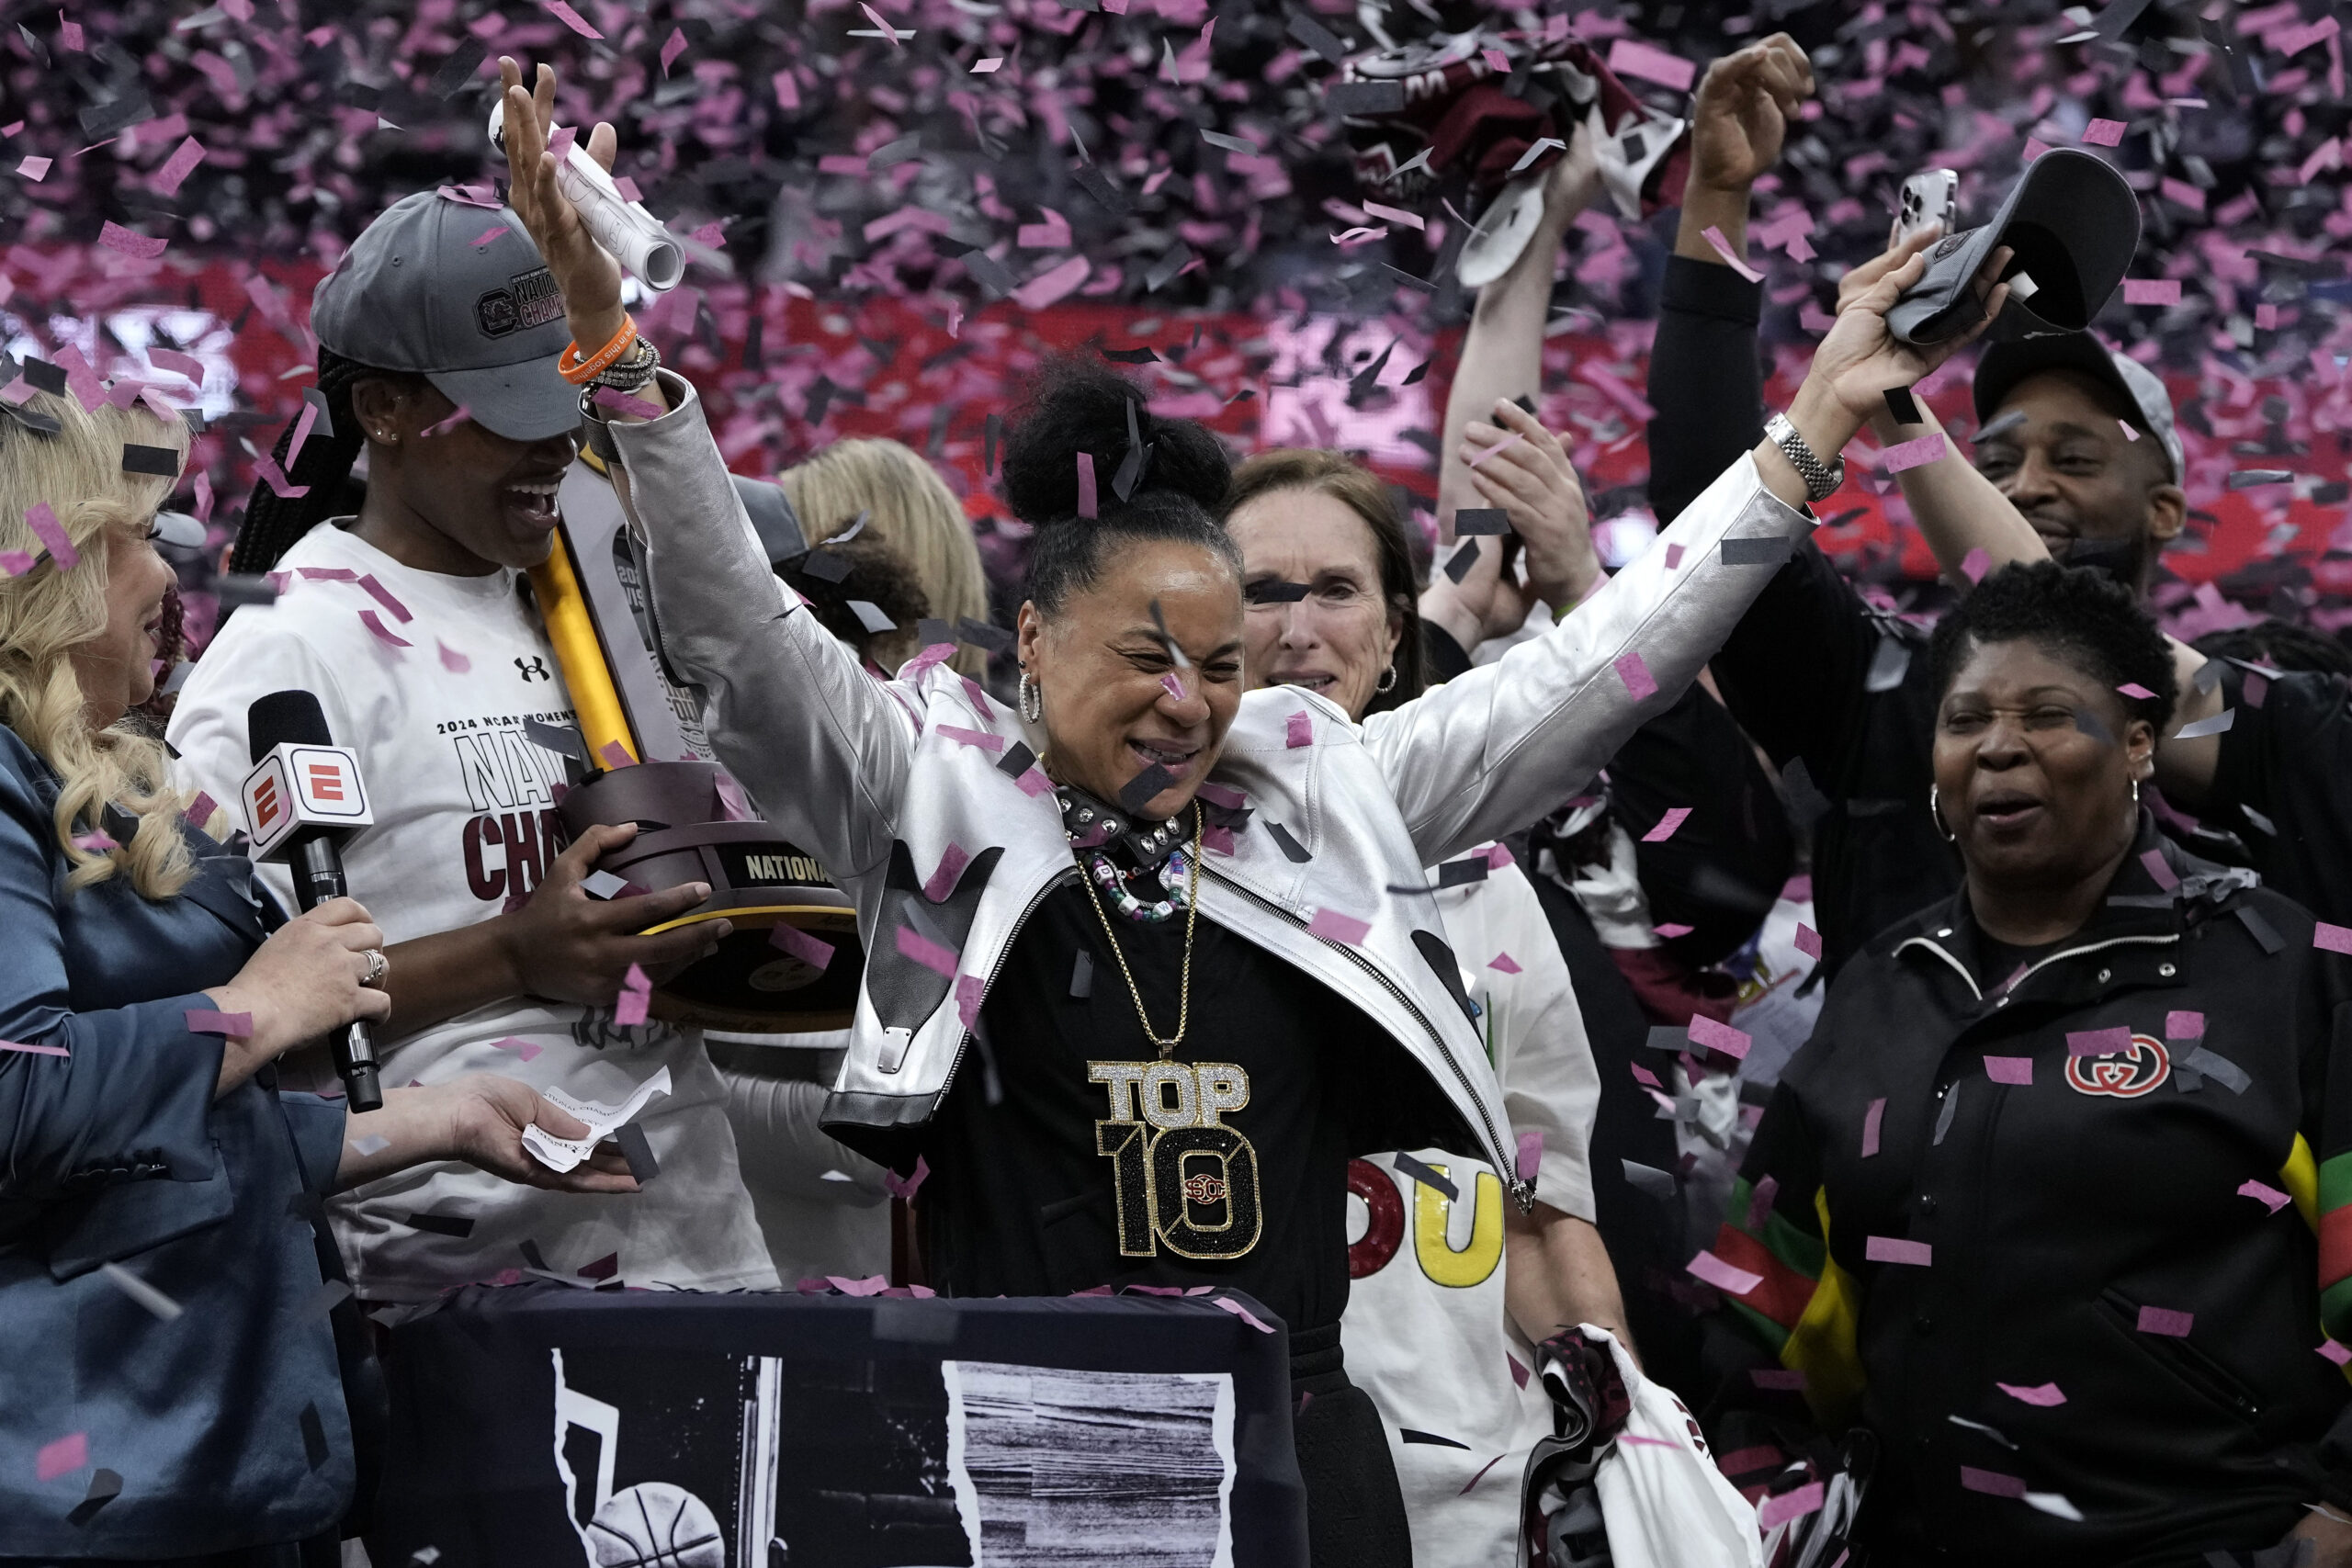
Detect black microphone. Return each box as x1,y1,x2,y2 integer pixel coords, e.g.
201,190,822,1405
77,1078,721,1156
241,690,383,1113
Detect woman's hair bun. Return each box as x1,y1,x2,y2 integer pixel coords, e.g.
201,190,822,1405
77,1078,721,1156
999,355,1230,525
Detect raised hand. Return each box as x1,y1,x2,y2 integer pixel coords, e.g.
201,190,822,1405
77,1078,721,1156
1688,33,1815,195
496,57,627,356
1460,400,1599,615
1806,231,2012,426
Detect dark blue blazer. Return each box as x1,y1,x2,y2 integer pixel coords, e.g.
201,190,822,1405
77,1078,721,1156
0,726,352,1553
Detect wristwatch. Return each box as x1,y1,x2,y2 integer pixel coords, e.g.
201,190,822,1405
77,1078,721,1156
1765,411,1847,504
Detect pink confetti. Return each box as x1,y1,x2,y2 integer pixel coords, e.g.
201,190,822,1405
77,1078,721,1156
660,26,688,75
1285,709,1312,748
1794,922,1823,960
543,0,604,39
1631,1063,1662,1089
1509,1352,1529,1389
937,725,1005,752
1487,952,1521,974
1860,1097,1885,1156
1756,1482,1825,1530
956,973,984,1029
598,740,636,770
1307,907,1371,946
2239,1179,2292,1215
97,221,165,260
592,387,663,421
883,1154,930,1200
2066,1026,2132,1056
1480,47,1510,73
828,1273,888,1297
358,609,410,649
1201,824,1235,855
2323,1340,2352,1368
1641,807,1691,842
1614,651,1658,703
184,1008,254,1038
1960,1466,2026,1499
2165,1010,2205,1039
1984,1055,2034,1085
1159,671,1187,702
1011,255,1091,310
1363,200,1424,231
0,1038,69,1058
1515,1129,1542,1181
1687,1249,1764,1295
185,791,217,829
1688,1014,1752,1059
153,137,206,197
23,502,75,570
1464,430,1524,468
2122,278,2181,306
896,924,959,978
971,57,1003,73
469,223,510,251
1075,451,1097,518
16,155,49,181
1997,1382,2066,1406
1960,547,1991,583
2080,118,2126,146
2140,849,2178,890
1702,225,1763,283
355,574,412,626
1015,769,1055,799
1607,37,1695,91
436,641,470,673
1865,1235,1932,1266
1486,841,1513,869
254,458,310,500
1655,921,1695,939
35,1430,86,1483
1211,1294,1277,1333
492,1036,544,1064
2116,682,2155,700
858,1,903,45
1664,543,1685,570
614,964,651,1027
1752,1368,1807,1391
1882,433,1948,473
2137,1305,2194,1337
2314,923,2352,956
771,923,836,969
922,843,972,903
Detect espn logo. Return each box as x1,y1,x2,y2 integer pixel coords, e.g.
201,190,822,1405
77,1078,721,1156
237,744,373,861
305,760,346,804
251,773,282,832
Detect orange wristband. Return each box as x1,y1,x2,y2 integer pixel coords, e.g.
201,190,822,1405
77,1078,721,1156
558,314,638,385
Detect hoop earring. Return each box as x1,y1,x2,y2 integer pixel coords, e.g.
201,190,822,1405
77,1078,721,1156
1019,671,1042,724
1928,784,1958,844
1375,664,1398,695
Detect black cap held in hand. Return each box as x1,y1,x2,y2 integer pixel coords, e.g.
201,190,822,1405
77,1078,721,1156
248,689,334,763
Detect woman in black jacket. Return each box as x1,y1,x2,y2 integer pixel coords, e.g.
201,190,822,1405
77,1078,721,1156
1703,562,2352,1567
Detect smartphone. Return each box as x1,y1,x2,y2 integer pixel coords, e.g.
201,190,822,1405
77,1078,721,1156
1894,169,1959,246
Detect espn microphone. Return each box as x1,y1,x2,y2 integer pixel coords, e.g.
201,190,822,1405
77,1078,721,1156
239,691,384,1113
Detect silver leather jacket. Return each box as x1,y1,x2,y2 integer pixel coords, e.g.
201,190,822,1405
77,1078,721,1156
596,377,1812,1211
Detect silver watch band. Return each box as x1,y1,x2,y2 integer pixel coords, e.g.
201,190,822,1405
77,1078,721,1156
1765,411,1846,503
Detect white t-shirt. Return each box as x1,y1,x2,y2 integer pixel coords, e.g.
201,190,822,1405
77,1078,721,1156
168,521,776,1303
1340,855,1600,1568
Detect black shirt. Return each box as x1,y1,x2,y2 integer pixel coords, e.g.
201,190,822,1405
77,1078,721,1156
2209,664,2352,930
918,881,1396,1335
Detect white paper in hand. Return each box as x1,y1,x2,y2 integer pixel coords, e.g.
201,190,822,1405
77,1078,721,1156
522,1066,673,1173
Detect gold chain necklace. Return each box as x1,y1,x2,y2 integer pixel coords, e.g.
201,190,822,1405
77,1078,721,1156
1080,803,1204,1058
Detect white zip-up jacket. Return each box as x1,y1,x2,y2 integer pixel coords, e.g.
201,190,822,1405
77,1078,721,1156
594,378,1812,1208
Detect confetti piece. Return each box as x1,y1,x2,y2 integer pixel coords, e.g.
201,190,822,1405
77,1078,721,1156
2174,709,2233,739
598,739,636,770
1883,433,1948,473
1393,1150,1459,1201
97,221,166,260
937,724,1005,752
2136,1305,2194,1337
1861,1097,1886,1156
17,154,49,180
1687,1249,1764,1295
436,641,470,674
1515,1129,1542,1181
1075,451,1097,519
492,1036,545,1065
99,1261,183,1322
1794,922,1823,960
1607,37,1695,91
2165,1010,2205,1039
2122,278,2180,306
1308,907,1371,946
2139,849,2178,891
23,502,75,570
1488,952,1521,974
2066,1026,2132,1056
1755,1482,1825,1529
35,1431,86,1483
1664,543,1685,570
1285,709,1312,748
358,609,410,649
1211,1294,1276,1333
883,1153,930,1201
896,924,959,978
1688,1015,1751,1059
1745,1174,1779,1231
1464,431,1524,468
349,1134,390,1156
2239,1179,2291,1215
1508,1352,1529,1389
1997,1382,2066,1406
2323,1340,2352,1368
1866,1235,1933,1266
1701,225,1763,283
1642,807,1691,842
614,964,651,1028
543,0,604,39
2081,118,2126,145
254,458,309,500
660,26,688,75
0,1038,69,1057
1614,651,1658,703
2116,682,2155,700
2315,922,2352,956
185,1008,254,1038
971,57,1002,73
1960,1466,2027,1499
1752,1368,1807,1391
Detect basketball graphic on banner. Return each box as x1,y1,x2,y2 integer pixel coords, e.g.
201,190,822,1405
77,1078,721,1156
584,1482,727,1568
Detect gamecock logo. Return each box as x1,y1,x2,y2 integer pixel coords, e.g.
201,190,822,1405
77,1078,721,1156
2065,1033,2170,1098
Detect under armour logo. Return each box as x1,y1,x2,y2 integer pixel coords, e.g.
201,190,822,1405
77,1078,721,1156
515,656,550,682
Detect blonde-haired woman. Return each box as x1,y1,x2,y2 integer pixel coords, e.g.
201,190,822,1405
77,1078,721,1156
780,436,989,677
0,389,633,1554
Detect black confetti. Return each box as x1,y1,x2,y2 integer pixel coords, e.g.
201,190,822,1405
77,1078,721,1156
1118,764,1176,814
1721,536,1795,568
1400,1429,1472,1449
1454,508,1511,536
2185,1044,2251,1094
1324,80,1406,115
1883,387,1925,426
916,616,955,649
1265,821,1312,863
1286,12,1350,64
525,718,587,760
121,443,181,476
1072,162,1130,216
20,357,66,395
956,615,1014,654
1391,1151,1459,1202
962,251,1016,299
1932,1082,1961,1145
1864,637,1912,694
1621,1159,1678,1200
616,1122,661,1184
300,1402,330,1468
1070,950,1093,998
1245,579,1311,604
2236,906,2285,954
1436,854,1491,887
403,1212,475,1238
998,740,1038,780
1442,536,1480,584
1102,346,1160,364
429,39,490,97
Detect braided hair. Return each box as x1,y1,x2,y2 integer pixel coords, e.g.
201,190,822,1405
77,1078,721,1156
228,347,425,574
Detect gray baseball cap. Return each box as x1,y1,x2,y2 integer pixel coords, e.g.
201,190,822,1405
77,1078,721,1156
311,190,580,443
1973,333,2184,482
